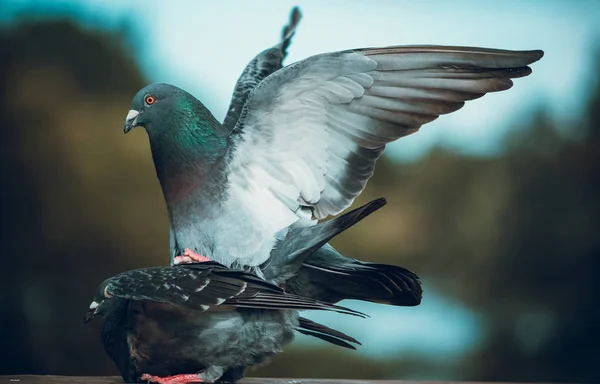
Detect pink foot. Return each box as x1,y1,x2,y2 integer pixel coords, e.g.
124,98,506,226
173,248,210,265
141,373,207,384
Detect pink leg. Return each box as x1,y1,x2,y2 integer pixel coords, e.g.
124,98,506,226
141,373,207,384
173,248,211,265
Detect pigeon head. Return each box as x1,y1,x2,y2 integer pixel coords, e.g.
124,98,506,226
123,82,228,178
84,278,113,323
123,83,195,135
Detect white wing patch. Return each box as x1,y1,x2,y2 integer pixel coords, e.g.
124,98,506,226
226,52,377,240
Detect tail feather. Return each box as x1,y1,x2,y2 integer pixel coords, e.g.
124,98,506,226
296,317,360,350
289,244,423,306
263,198,387,282
305,261,423,306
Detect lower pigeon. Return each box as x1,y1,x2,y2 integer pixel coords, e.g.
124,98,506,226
85,262,363,383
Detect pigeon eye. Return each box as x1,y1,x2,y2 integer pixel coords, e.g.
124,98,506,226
145,95,156,105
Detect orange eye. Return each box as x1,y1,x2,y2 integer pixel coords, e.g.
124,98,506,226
145,95,156,105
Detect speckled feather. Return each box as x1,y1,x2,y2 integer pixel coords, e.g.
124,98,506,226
97,262,365,316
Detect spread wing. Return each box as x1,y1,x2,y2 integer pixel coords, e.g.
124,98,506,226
223,7,301,129
102,262,364,316
225,45,543,237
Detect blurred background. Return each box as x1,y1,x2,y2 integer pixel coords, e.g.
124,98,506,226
1,0,599,382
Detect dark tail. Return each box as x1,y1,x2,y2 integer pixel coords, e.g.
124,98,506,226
288,244,423,307
296,316,361,350
263,198,387,282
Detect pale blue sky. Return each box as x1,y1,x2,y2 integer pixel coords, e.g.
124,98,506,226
4,0,598,160
300,284,483,361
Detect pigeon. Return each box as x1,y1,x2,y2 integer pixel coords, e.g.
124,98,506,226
85,199,407,384
85,262,365,384
122,7,543,276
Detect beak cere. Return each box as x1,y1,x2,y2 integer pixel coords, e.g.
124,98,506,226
123,109,140,134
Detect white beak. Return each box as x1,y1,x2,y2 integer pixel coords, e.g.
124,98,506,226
124,109,140,133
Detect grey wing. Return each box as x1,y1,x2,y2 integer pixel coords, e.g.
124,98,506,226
103,263,365,316
224,45,544,242
103,263,250,310
223,7,301,129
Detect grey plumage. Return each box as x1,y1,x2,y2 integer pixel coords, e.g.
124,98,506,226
226,46,543,226
87,263,365,383
87,262,364,316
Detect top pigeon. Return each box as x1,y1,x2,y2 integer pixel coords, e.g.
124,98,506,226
123,7,543,271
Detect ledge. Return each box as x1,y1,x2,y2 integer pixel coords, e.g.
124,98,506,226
0,376,553,384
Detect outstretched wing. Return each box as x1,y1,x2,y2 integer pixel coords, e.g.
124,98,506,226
102,262,364,316
223,7,301,129
225,45,543,237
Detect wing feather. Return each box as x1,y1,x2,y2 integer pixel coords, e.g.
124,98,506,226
223,7,302,129
102,263,365,316
224,45,542,241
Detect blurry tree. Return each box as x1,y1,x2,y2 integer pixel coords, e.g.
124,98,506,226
0,19,168,374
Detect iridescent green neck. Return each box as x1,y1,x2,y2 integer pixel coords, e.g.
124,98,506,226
148,99,230,203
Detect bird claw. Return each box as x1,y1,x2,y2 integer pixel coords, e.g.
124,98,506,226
173,248,210,265
141,373,207,384
173,255,195,265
